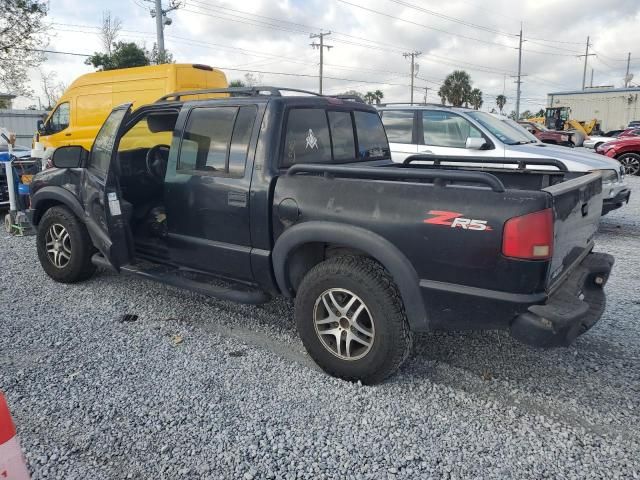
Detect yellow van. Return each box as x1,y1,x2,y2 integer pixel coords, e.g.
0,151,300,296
37,63,228,151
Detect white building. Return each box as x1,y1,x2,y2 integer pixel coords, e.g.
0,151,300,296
547,87,640,132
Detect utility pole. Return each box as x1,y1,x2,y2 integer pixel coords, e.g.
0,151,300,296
310,32,333,94
579,36,595,91
515,24,523,120
155,0,165,58
590,68,594,88
423,86,430,104
147,0,180,61
403,51,422,105
625,52,632,87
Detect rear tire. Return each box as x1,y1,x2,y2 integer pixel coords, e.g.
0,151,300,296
616,153,640,176
37,206,96,283
294,256,413,384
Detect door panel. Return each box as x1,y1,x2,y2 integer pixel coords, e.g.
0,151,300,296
81,104,133,270
164,105,258,281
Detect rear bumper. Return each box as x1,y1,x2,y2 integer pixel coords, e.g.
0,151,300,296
602,188,631,215
510,252,614,348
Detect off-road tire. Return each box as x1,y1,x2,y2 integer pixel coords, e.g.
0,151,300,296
295,256,413,384
37,206,96,283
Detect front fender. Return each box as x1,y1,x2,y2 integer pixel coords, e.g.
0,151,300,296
272,221,429,331
30,186,85,225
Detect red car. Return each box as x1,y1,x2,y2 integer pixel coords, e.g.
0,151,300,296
617,128,640,138
518,121,574,146
596,136,640,175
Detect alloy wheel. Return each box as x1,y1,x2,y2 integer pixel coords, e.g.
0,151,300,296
45,223,72,268
619,155,640,175
313,288,375,361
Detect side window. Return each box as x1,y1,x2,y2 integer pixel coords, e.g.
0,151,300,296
282,109,331,167
89,108,128,174
328,111,356,162
380,110,414,144
177,106,256,177
354,111,390,160
178,107,236,173
48,102,70,134
422,111,482,148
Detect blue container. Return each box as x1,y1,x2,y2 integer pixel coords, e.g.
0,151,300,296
0,151,10,163
18,183,30,195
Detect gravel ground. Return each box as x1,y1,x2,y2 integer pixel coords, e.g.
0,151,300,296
1,178,639,479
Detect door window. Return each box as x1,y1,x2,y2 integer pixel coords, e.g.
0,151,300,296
354,111,390,160
48,102,70,134
380,110,414,144
89,108,128,174
178,106,257,177
422,111,482,148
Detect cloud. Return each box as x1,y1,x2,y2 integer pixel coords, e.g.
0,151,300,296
13,0,640,115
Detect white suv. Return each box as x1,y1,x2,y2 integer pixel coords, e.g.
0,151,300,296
377,104,630,214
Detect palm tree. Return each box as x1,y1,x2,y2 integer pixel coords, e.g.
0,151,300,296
364,90,384,105
496,94,507,114
469,88,483,110
438,70,472,107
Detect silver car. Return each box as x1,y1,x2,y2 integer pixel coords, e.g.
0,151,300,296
378,104,630,214
584,136,615,150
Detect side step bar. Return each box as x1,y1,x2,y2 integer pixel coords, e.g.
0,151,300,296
92,254,270,305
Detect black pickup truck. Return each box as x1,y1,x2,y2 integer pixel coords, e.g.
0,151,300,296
27,87,614,384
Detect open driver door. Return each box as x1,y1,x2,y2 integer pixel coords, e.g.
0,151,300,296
81,103,133,271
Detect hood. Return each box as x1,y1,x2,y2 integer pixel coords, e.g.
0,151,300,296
507,142,621,171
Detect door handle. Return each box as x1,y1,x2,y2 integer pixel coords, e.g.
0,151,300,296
65,133,71,136
419,149,433,154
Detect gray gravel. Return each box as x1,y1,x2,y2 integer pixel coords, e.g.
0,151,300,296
1,178,640,479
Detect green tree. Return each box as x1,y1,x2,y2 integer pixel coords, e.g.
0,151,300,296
469,88,483,110
150,43,174,64
520,110,533,119
85,41,150,71
364,90,384,105
0,0,48,95
229,79,246,87
496,94,507,114
508,110,517,120
438,70,472,107
337,90,365,101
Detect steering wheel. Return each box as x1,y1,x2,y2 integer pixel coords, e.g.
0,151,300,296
145,144,170,182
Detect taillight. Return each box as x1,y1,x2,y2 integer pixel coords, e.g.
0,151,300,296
502,208,554,260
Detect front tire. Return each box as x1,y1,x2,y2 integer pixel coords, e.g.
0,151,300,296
37,206,96,283
617,153,640,176
294,256,413,384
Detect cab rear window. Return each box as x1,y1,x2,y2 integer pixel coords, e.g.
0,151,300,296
281,108,389,167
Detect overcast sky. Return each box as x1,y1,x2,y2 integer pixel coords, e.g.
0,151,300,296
16,0,640,113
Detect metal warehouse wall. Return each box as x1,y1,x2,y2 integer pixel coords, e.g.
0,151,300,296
0,109,46,147
547,90,640,132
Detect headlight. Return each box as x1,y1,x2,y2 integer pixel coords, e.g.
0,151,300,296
561,135,569,142
596,169,618,185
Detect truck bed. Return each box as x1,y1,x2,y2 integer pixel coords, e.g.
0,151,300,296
272,161,603,331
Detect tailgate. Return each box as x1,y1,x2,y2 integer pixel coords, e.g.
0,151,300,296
545,171,603,290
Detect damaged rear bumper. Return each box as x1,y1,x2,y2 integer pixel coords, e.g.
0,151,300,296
510,252,614,348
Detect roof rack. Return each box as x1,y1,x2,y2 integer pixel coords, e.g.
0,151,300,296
157,86,364,103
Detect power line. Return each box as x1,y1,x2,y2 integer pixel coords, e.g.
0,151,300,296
335,0,518,50
384,0,517,37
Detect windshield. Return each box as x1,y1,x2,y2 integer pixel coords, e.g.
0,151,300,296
466,111,537,145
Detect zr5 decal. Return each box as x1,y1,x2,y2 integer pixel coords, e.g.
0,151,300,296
423,210,492,231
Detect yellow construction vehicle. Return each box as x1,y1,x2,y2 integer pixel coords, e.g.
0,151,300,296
528,107,598,146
